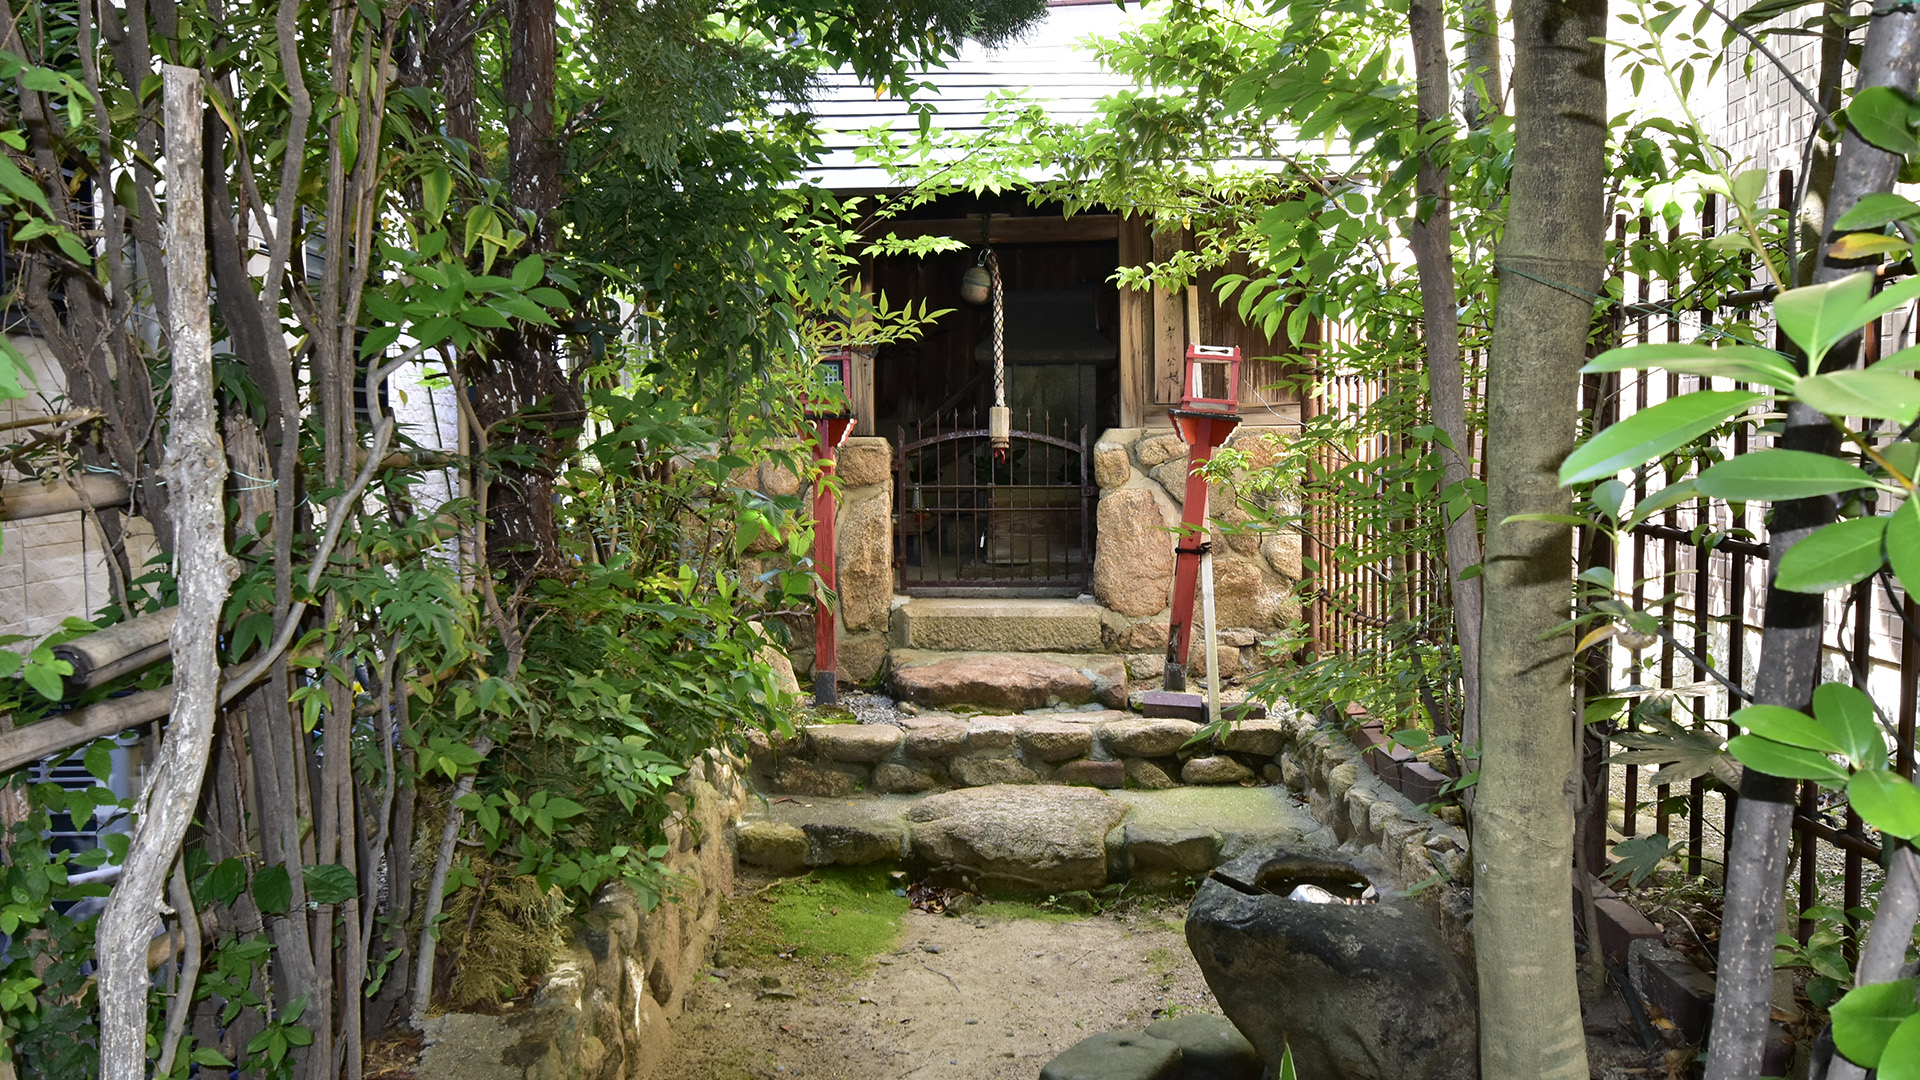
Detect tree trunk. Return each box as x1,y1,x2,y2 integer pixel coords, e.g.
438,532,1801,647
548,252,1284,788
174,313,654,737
1406,0,1484,746
1461,0,1505,127
1705,11,1920,1078
95,65,234,1080
1473,1,1606,1078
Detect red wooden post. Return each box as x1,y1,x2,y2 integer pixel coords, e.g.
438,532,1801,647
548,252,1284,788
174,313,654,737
1164,346,1243,691
804,349,857,704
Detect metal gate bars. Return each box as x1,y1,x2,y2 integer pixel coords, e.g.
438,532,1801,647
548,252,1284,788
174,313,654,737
895,409,1092,595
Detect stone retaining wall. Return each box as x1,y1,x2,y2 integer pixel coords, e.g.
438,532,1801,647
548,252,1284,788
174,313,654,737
746,710,1294,797
1269,713,1475,963
417,753,750,1080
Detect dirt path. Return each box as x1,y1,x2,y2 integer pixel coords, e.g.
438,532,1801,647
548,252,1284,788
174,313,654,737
644,898,1216,1080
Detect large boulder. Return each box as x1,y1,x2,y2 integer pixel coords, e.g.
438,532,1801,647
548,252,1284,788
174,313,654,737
1185,848,1478,1080
1094,488,1176,617
905,784,1128,892
1143,1013,1262,1080
892,655,1095,711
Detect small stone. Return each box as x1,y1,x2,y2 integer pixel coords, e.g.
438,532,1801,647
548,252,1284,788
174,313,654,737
1124,759,1176,790
1143,1013,1261,1080
1039,1031,1182,1080
807,723,903,763
1261,763,1283,783
736,822,808,872
767,761,863,797
1182,756,1255,785
1055,759,1126,789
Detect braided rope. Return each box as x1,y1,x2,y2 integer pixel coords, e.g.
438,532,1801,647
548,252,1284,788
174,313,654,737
988,248,1005,408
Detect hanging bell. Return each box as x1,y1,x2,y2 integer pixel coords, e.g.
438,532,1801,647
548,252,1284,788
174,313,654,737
960,262,992,306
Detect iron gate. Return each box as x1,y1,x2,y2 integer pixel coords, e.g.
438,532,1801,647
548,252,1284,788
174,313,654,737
895,410,1092,595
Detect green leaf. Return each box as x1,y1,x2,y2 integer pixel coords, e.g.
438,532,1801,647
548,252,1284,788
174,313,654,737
1837,192,1920,230
1847,770,1920,839
1560,391,1766,485
1881,1012,1920,1080
1776,272,1875,366
510,254,545,290
1602,834,1681,888
1831,978,1920,1067
198,857,247,907
1624,478,1698,530
1813,682,1884,767
1847,86,1920,156
1694,450,1874,501
252,864,293,914
303,864,358,905
1776,516,1888,593
1581,342,1799,390
1796,369,1920,424
1727,734,1849,782
1890,499,1920,598
83,740,113,783
1730,704,1842,754
21,659,64,701
1731,167,1769,208
0,155,49,212
422,166,452,224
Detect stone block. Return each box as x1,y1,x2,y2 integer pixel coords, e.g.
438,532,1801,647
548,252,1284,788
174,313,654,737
1100,717,1202,758
1143,1013,1262,1080
1055,759,1125,788
901,720,969,758
1094,442,1133,489
834,437,893,489
766,760,866,797
1094,488,1176,617
948,754,1037,787
801,820,906,866
1018,720,1095,762
893,655,1096,710
1122,820,1221,879
906,784,1127,892
965,716,1021,750
1040,1032,1182,1080
1399,762,1448,805
834,492,892,631
873,763,942,794
734,822,808,872
1183,756,1254,785
1125,758,1176,790
806,723,902,763
1136,432,1188,468
837,632,888,685
1217,720,1286,757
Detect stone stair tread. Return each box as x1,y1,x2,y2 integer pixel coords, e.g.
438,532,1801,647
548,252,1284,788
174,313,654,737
890,597,1105,654
889,649,1130,712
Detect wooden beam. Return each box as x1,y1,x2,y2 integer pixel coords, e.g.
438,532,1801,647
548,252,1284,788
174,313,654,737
869,214,1121,245
0,474,131,521
1151,228,1188,405
1116,216,1150,428
54,607,178,691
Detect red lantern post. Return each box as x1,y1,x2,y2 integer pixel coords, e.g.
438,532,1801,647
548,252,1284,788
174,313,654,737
804,351,856,704
1164,345,1242,692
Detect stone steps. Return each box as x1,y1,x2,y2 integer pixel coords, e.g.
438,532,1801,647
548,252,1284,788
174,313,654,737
889,649,1129,711
888,597,1106,653
745,706,1292,797
735,784,1326,892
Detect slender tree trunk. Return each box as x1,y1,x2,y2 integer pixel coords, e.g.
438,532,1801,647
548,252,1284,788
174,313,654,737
1407,0,1484,746
1705,11,1920,1077
1461,0,1505,126
1472,2,1606,1078
95,65,234,1080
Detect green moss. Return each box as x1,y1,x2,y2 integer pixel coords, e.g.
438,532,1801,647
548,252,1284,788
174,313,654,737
735,867,908,971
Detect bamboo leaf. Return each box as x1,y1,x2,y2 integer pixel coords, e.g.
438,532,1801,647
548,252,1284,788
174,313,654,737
1776,516,1888,593
1559,391,1766,485
1694,449,1874,501
1726,734,1849,782
1847,771,1920,840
